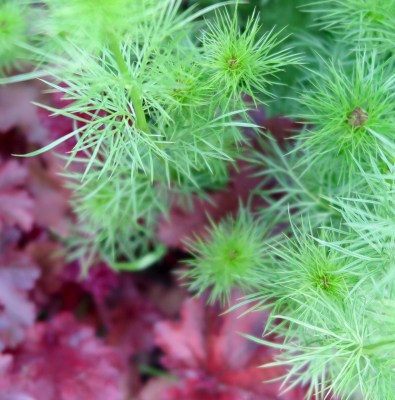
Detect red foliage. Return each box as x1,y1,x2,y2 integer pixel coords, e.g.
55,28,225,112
93,273,163,359
0,82,47,142
26,155,71,236
0,313,127,400
148,296,306,400
37,92,78,156
26,239,67,303
0,251,40,351
60,262,121,304
59,263,162,359
0,160,34,233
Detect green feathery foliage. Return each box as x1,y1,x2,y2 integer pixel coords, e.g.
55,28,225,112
3,0,395,397
41,0,158,52
247,298,395,399
183,209,273,305
306,0,395,55
200,8,300,104
240,223,394,399
320,154,395,290
330,158,395,255
0,1,29,73
237,22,394,399
1,0,299,269
295,52,395,186
248,135,345,233
181,2,395,399
239,225,369,324
21,1,298,182
63,156,167,269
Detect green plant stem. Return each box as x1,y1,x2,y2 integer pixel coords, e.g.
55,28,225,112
109,37,150,133
138,364,177,381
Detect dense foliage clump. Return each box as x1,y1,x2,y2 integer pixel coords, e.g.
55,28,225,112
1,0,394,399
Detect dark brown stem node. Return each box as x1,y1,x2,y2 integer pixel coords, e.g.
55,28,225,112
348,107,368,128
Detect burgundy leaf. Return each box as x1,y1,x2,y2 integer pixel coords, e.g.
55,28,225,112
60,264,162,359
98,275,162,359
0,161,34,233
152,296,307,400
80,263,121,303
25,239,68,306
25,155,71,236
0,251,40,351
0,82,47,143
37,87,108,159
0,313,127,400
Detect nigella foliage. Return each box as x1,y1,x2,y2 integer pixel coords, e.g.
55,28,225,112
247,298,395,399
41,0,158,51
248,135,346,233
295,52,395,186
1,0,299,267
241,230,389,398
3,0,395,398
323,155,395,287
0,1,30,73
63,155,168,271
243,5,395,400
182,208,274,305
244,50,395,235
182,1,395,399
306,0,395,55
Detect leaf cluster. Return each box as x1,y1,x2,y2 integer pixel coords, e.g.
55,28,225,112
295,52,395,186
306,0,395,55
1,1,300,267
240,213,395,399
0,1,30,73
231,3,395,398
183,2,395,398
182,208,274,305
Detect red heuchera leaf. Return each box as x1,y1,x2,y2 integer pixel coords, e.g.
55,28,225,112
0,313,127,400
261,115,299,144
138,378,175,400
0,160,34,233
26,155,71,236
60,264,162,358
26,245,117,307
145,280,188,319
0,82,47,142
37,94,78,156
83,263,120,301
151,296,307,400
0,226,22,251
97,275,162,359
0,251,40,352
56,262,121,313
0,128,29,160
26,239,66,303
